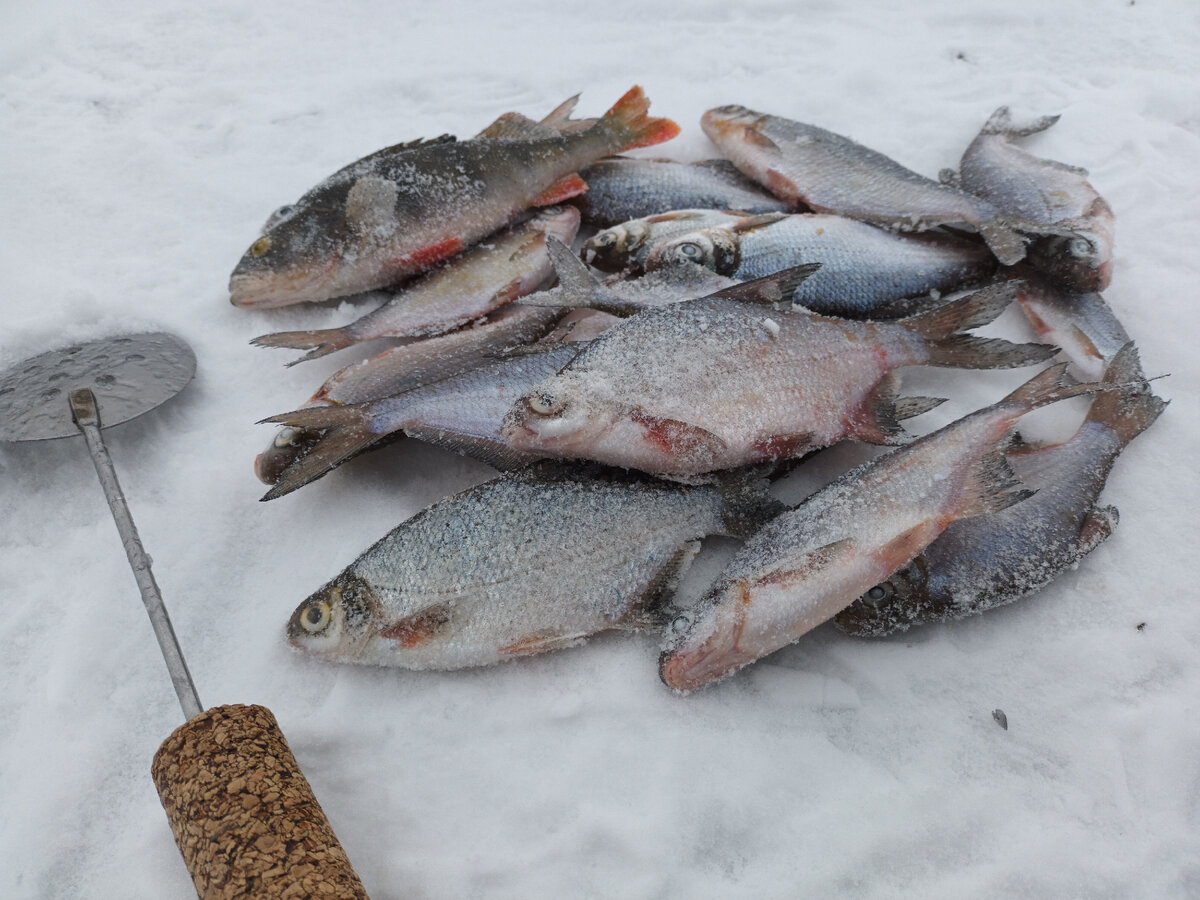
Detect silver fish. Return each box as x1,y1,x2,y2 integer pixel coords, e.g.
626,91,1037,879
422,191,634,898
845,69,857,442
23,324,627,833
1015,274,1131,382
835,345,1164,636
249,206,580,363
581,208,756,274
521,236,742,316
285,468,781,669
501,270,1054,478
259,344,583,500
659,363,1118,692
254,304,566,484
700,105,1028,265
574,156,792,226
645,212,996,317
955,107,1115,292
230,87,678,308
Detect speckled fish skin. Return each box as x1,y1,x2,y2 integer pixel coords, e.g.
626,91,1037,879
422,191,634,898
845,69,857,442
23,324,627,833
254,304,566,484
1014,274,1130,382
229,87,679,308
259,344,583,500
574,156,792,226
582,208,757,273
659,363,1115,692
957,107,1115,292
645,213,996,317
249,206,580,363
501,277,1055,477
834,345,1165,637
285,469,778,669
700,105,1027,266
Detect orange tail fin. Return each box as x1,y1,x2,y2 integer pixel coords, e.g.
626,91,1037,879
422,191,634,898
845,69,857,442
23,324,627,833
602,86,680,151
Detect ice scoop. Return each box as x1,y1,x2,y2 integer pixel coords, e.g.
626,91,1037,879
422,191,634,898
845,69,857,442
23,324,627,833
0,332,368,899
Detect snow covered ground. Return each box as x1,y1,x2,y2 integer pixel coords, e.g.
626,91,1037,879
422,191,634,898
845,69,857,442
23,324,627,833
2,1,1198,896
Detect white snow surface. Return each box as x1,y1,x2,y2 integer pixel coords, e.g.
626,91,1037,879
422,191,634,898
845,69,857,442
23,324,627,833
2,1,1198,897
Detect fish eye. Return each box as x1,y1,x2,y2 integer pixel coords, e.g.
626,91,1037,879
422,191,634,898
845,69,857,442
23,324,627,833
249,236,272,257
593,232,618,250
300,599,332,634
1067,236,1094,258
273,426,303,448
676,242,704,260
274,204,294,219
863,582,895,608
670,614,691,634
526,391,564,417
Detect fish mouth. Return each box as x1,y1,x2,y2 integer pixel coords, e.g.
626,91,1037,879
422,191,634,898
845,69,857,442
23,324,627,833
659,594,752,692
230,269,336,308
229,250,343,308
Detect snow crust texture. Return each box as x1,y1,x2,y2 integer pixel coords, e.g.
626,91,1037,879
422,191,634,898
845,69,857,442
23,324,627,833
2,1,1198,897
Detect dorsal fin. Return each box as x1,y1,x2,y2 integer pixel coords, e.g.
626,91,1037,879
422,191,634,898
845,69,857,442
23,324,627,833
709,263,821,307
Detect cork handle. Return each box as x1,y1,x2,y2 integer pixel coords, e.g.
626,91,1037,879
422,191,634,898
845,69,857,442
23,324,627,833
151,704,369,899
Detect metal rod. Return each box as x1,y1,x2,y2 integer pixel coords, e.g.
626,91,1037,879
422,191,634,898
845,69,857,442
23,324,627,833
69,388,204,720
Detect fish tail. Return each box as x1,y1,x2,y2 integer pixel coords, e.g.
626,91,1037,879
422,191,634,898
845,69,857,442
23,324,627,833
906,281,1057,369
925,335,1058,369
257,405,385,500
712,467,788,538
598,86,681,152
250,327,356,364
1083,342,1169,446
980,106,1061,138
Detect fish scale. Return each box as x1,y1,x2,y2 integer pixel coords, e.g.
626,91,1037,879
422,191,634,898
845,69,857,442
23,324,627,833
501,273,1055,477
285,470,777,670
645,213,996,317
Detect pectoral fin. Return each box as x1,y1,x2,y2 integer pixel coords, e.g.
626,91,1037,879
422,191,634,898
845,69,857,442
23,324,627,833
758,539,854,590
629,409,728,462
380,604,453,648
1075,506,1118,558
499,631,589,657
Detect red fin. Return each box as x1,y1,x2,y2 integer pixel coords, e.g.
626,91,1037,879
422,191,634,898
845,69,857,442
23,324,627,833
531,173,588,206
629,408,727,459
765,168,802,203
603,86,681,151
398,237,463,271
380,605,452,648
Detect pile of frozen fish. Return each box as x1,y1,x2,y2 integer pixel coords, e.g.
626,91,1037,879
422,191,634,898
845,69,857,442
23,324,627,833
231,86,1165,692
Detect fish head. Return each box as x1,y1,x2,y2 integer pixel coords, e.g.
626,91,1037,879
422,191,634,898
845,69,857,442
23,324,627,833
832,557,934,637
700,105,771,145
658,578,762,692
1024,199,1115,293
529,204,582,242
502,371,728,473
230,203,349,308
581,220,652,272
254,425,325,485
645,228,740,276
231,174,413,308
287,572,382,659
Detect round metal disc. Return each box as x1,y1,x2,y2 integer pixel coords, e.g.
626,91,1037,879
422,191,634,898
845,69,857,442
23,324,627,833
0,332,197,442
